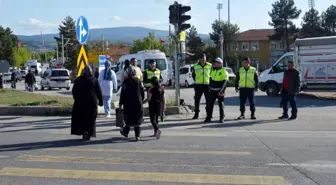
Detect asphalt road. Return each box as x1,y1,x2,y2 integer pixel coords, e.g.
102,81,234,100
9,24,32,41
1,88,336,184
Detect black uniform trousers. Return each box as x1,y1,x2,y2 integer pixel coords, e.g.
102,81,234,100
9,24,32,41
280,89,298,116
207,90,225,119
193,85,209,113
239,88,255,114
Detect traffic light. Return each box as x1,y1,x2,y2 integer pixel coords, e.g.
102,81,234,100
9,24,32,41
169,2,179,24
178,5,191,32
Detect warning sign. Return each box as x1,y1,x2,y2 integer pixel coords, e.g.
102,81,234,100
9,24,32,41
77,45,88,77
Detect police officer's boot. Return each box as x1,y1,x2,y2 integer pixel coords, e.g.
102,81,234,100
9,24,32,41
237,113,245,120
251,112,257,120
192,112,199,119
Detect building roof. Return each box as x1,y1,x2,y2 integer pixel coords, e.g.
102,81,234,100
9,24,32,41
237,29,274,41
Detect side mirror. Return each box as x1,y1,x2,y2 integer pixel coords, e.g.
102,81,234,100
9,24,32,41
271,66,275,73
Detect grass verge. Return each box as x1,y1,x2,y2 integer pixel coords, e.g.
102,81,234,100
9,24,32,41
0,89,73,107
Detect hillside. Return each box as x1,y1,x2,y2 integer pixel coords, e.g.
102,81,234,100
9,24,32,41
17,26,210,49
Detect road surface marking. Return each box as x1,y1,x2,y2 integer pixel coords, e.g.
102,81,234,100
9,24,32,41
49,130,228,137
233,130,336,134
44,148,250,155
16,154,265,169
0,167,292,185
268,162,336,168
0,156,8,158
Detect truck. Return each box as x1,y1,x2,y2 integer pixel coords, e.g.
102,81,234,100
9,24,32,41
26,60,42,75
259,36,336,96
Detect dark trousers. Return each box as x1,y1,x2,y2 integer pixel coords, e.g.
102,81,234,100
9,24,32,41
194,85,209,113
11,81,16,89
281,89,298,116
123,125,141,138
149,103,160,132
239,88,255,114
206,91,225,119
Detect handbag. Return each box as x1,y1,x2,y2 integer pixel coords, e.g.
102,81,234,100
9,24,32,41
115,108,125,128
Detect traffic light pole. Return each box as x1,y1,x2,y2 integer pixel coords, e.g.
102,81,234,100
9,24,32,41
174,25,180,107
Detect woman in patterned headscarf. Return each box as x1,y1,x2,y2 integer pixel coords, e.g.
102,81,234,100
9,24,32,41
98,60,118,117
71,65,103,141
119,66,145,141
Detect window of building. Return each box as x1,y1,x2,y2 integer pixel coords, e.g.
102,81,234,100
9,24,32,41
231,42,238,51
242,42,249,51
251,41,259,51
279,42,285,49
270,42,277,50
251,58,260,67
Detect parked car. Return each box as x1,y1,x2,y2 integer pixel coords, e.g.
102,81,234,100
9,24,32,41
20,70,27,78
179,64,194,88
225,67,236,86
40,68,71,90
3,73,11,82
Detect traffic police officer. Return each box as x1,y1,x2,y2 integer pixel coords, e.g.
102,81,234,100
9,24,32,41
130,58,143,81
235,57,259,120
191,53,212,119
206,57,229,123
143,60,163,90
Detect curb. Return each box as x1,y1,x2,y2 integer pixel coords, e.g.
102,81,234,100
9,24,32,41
0,105,193,116
298,93,336,101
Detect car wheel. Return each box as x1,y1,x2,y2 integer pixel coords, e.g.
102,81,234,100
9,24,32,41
266,83,279,97
185,80,189,88
66,87,70,90
41,84,44,90
48,85,52,90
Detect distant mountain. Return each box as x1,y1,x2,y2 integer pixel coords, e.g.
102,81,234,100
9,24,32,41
17,26,210,47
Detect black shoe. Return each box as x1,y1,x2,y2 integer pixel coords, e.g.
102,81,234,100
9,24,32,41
82,132,90,141
278,115,289,119
204,118,211,123
192,114,198,119
288,116,297,120
237,115,245,120
251,114,257,120
135,137,141,141
120,131,128,138
219,119,224,123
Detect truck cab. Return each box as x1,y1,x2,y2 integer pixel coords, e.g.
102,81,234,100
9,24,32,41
259,52,294,96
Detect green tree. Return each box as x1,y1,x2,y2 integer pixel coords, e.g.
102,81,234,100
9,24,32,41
202,45,219,62
209,20,240,58
301,8,324,38
38,51,56,62
0,26,18,65
186,26,204,63
13,47,30,67
54,16,78,69
130,32,167,54
268,0,301,51
321,5,336,36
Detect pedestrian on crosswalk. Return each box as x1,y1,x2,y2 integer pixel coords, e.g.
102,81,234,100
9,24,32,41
119,66,145,141
143,76,164,139
71,65,103,141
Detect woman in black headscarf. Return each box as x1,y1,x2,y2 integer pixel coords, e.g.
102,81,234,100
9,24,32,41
119,66,145,141
71,65,103,141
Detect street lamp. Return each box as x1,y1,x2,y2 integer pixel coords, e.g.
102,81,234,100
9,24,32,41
217,3,224,60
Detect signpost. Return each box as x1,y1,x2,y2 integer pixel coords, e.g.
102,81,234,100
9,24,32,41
98,55,106,74
75,16,89,76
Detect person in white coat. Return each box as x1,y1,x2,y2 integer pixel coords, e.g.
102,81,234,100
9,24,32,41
98,60,118,117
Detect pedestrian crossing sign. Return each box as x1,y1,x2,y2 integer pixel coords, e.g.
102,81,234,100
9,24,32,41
77,45,88,77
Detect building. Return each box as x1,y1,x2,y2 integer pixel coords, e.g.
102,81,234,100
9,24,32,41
227,29,276,70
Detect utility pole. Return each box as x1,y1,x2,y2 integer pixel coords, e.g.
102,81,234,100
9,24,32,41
61,34,65,64
56,43,59,61
228,0,230,24
102,34,105,52
217,3,224,60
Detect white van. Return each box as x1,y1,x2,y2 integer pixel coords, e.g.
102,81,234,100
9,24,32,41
259,36,336,96
26,60,42,75
115,50,169,87
40,68,71,90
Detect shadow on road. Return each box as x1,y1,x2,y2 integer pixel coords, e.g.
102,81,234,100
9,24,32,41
189,119,284,129
201,95,336,108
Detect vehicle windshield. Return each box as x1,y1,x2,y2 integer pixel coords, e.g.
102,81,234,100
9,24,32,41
226,68,233,74
30,66,36,68
52,70,68,76
144,59,167,71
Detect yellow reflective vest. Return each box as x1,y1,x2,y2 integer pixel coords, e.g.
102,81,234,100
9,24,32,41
133,66,143,81
145,68,160,87
238,67,256,88
193,62,212,85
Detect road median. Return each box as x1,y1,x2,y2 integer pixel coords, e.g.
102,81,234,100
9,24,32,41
298,91,336,101
0,89,192,116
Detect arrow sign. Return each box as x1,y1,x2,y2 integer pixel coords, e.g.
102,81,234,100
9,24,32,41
76,16,89,45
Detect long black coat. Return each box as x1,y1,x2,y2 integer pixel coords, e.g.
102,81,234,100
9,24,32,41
119,77,144,126
71,75,103,137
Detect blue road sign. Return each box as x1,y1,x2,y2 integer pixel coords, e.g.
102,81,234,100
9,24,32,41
98,55,106,73
76,16,89,45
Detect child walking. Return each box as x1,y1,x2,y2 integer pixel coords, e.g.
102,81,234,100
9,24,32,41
144,76,165,139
